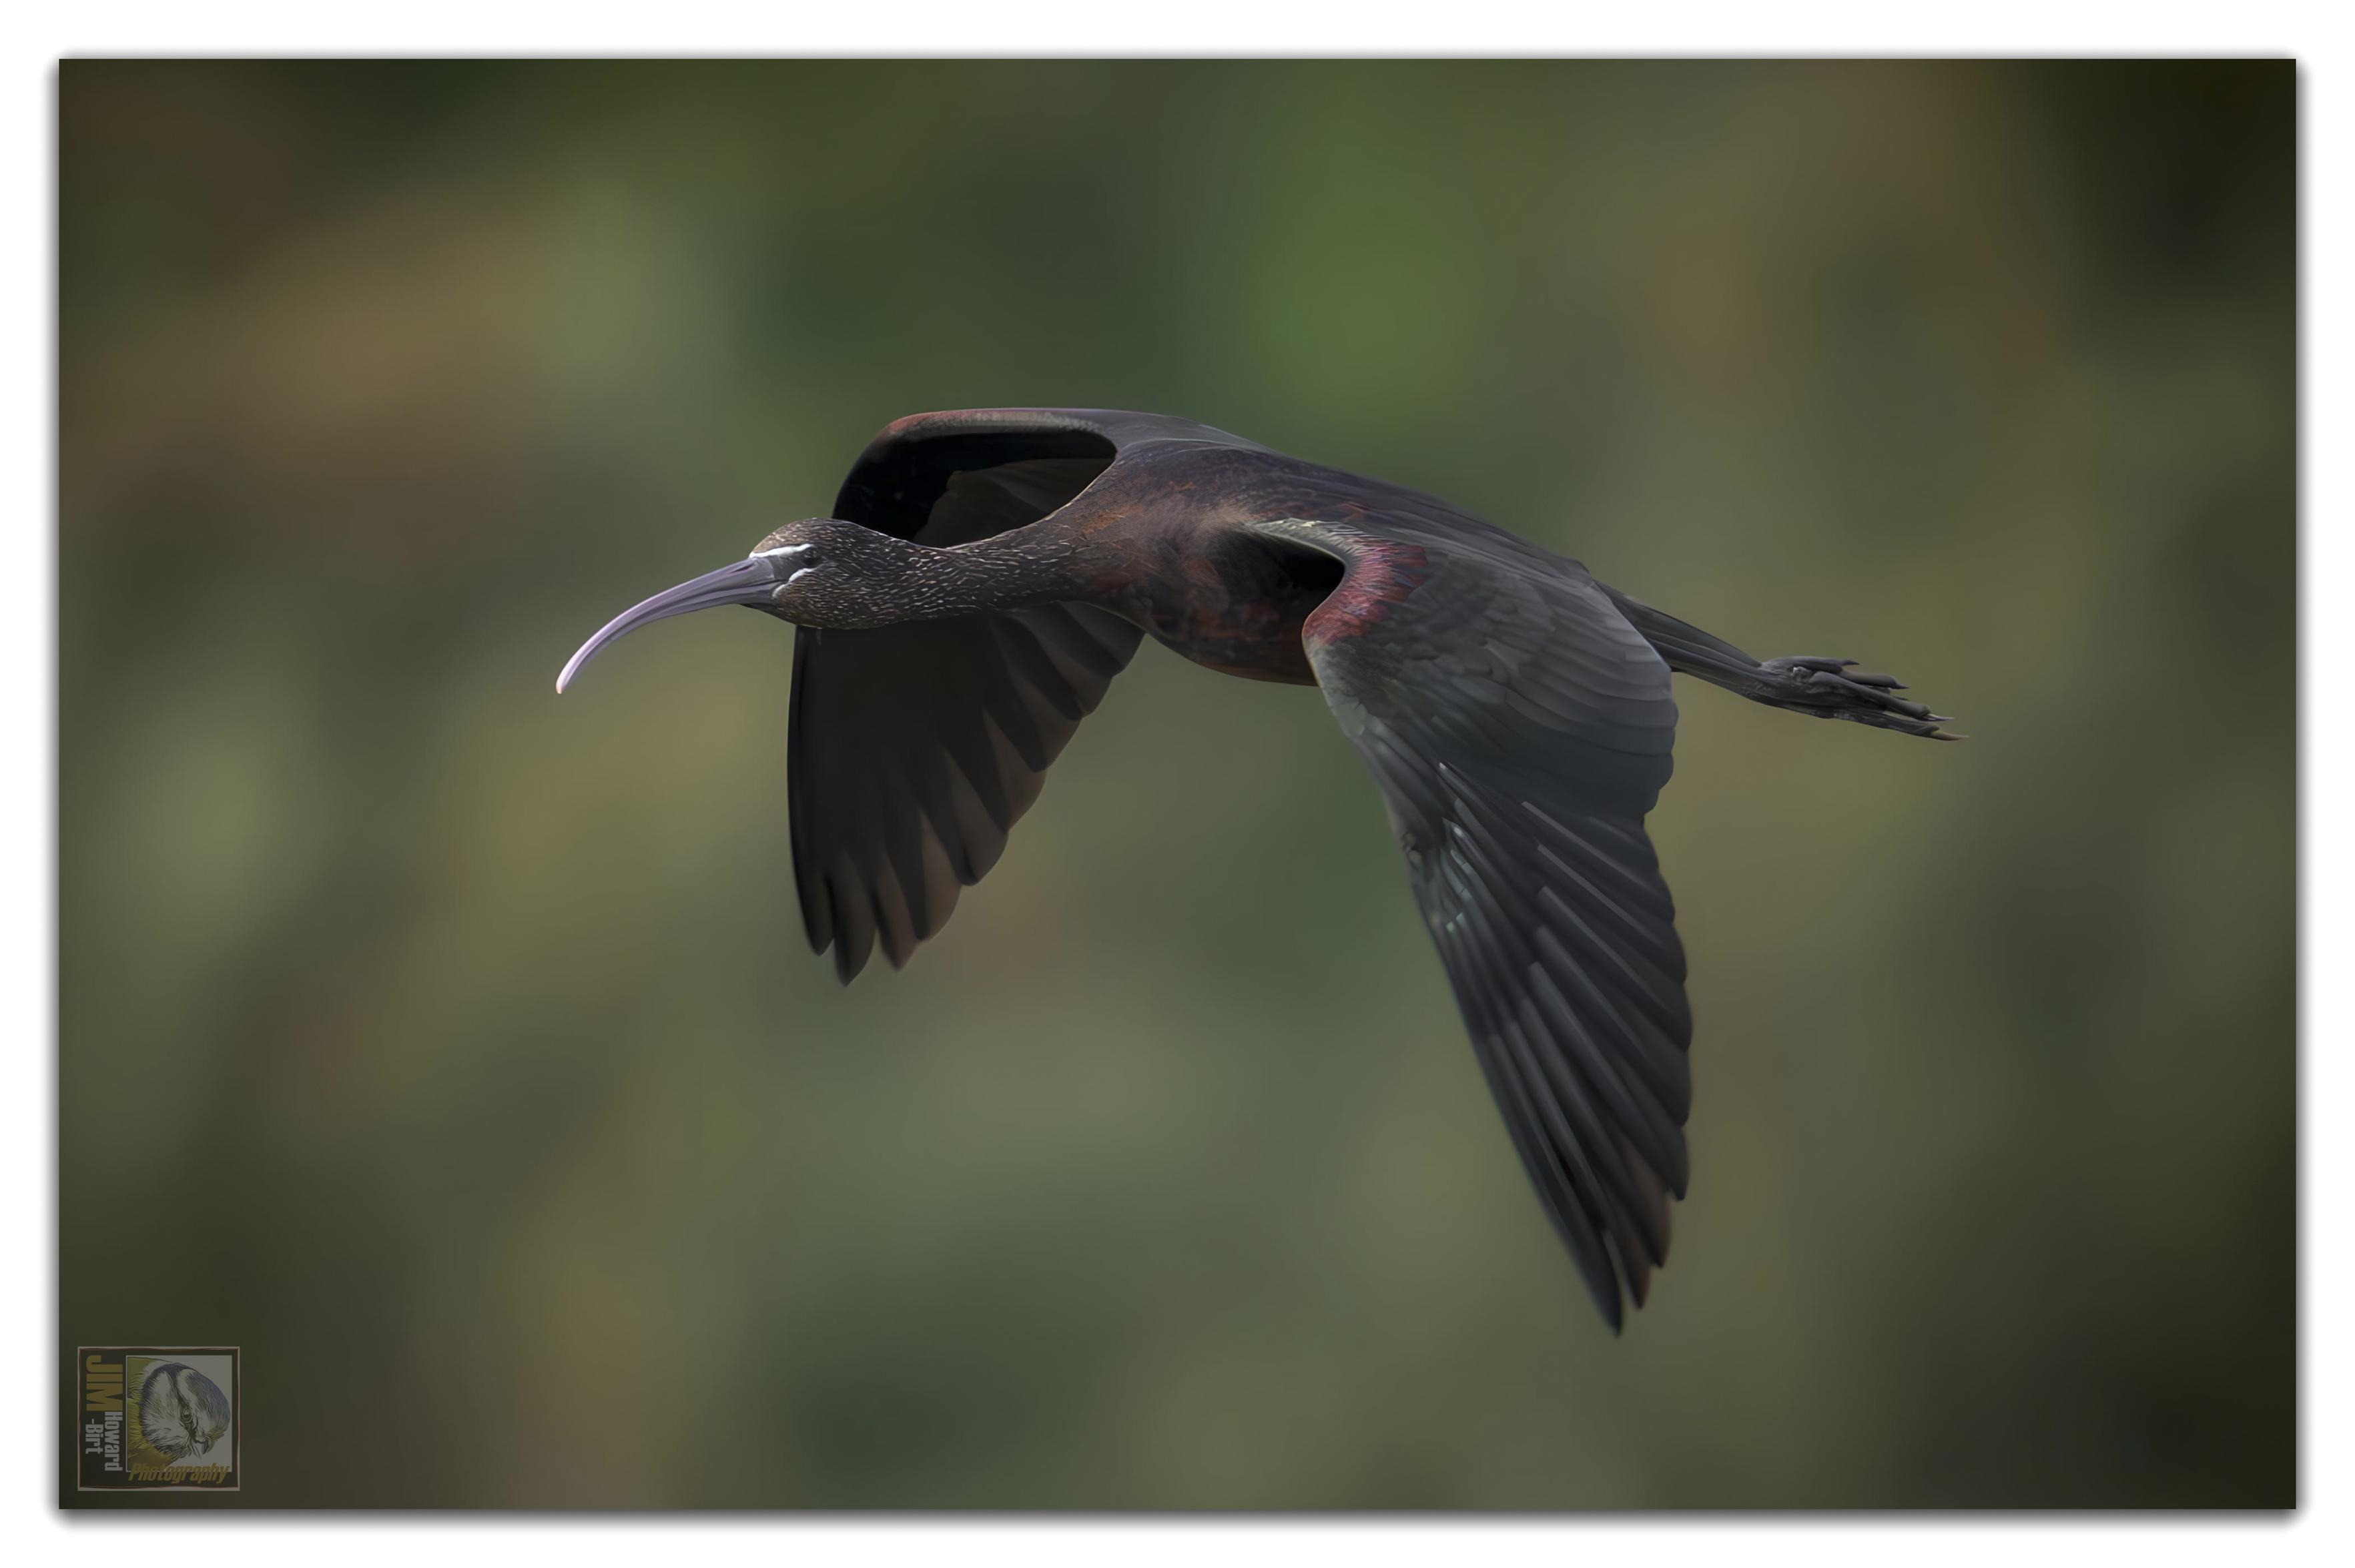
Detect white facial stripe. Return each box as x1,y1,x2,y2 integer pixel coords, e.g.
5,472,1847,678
751,542,815,559
784,566,817,585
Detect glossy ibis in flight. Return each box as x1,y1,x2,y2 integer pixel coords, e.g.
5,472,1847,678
559,408,1952,1330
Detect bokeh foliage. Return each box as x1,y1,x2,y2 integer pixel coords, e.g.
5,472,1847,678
60,60,2292,1507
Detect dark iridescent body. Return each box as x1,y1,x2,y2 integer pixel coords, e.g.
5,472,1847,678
560,408,1952,1329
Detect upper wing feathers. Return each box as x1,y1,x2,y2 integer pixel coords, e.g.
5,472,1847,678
1277,519,1693,1328
789,603,1140,982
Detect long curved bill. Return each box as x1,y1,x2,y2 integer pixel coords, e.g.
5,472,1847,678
557,556,783,693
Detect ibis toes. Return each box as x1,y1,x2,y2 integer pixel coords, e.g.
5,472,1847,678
1759,655,1957,740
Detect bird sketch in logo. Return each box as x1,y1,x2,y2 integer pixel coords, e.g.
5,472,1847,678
137,1360,232,1464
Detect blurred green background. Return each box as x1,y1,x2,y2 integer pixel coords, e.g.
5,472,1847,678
59,61,2293,1508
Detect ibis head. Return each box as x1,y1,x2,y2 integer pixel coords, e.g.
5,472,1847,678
556,517,966,693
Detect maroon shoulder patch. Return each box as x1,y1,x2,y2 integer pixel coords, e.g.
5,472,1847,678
1303,538,1432,647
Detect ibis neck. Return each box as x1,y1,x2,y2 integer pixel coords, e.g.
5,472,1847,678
833,529,1101,628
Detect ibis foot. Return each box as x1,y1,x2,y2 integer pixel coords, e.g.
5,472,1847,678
1756,656,1958,739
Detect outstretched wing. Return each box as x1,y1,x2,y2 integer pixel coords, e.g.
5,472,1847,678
1265,517,1692,1329
791,421,1143,982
